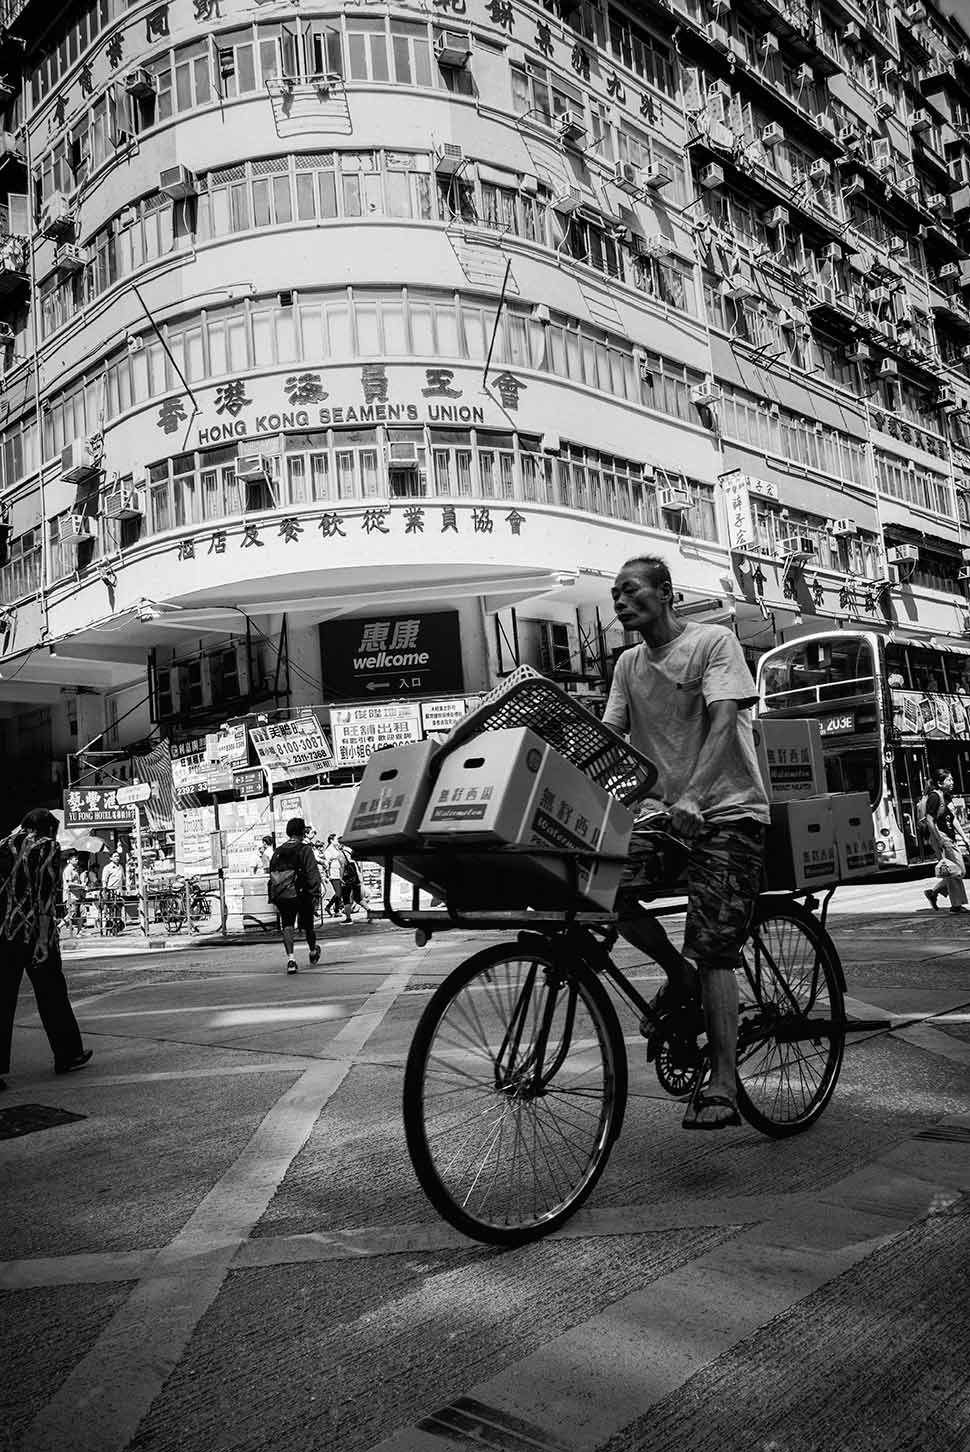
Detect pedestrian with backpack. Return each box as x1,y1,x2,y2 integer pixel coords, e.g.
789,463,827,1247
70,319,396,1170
922,770,970,914
267,818,322,974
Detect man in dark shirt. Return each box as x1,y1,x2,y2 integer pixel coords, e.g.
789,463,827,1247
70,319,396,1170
0,808,91,1089
268,817,322,974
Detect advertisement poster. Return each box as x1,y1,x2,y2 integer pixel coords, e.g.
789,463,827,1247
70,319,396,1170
419,696,481,738
205,724,249,768
174,806,217,874
250,716,333,784
320,611,463,699
219,798,275,878
329,702,423,766
892,690,970,740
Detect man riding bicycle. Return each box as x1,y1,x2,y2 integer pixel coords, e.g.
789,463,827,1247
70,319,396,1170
603,555,769,1130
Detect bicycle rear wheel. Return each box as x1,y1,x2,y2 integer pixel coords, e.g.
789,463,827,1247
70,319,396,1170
735,902,846,1137
403,941,627,1246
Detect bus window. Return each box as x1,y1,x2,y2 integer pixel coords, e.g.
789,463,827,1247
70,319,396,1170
760,637,875,709
823,745,880,805
884,642,910,689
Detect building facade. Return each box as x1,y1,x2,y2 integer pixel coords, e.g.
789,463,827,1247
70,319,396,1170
1,0,970,822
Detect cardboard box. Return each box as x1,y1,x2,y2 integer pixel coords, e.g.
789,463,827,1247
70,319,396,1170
753,718,827,802
343,739,440,852
419,727,635,909
831,792,877,880
764,796,838,891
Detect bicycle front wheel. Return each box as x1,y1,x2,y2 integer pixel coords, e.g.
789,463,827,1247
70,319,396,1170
735,902,846,1137
403,941,627,1246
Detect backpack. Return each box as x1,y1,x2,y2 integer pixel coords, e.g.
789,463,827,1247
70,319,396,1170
915,790,938,848
267,843,305,904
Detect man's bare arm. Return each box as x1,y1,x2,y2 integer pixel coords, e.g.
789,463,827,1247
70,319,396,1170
668,699,742,835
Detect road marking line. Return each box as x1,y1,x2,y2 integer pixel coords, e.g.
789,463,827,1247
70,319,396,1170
20,957,418,1452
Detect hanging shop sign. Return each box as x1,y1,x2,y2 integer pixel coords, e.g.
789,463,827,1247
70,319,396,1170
892,690,970,741
250,716,334,785
329,702,423,767
116,781,153,806
720,471,757,553
205,724,249,768
233,767,266,798
320,611,463,701
174,806,217,875
63,787,137,828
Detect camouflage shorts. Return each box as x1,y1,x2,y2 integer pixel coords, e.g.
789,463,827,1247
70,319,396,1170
615,818,766,970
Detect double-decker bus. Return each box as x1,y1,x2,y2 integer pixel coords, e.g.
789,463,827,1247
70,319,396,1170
755,630,970,868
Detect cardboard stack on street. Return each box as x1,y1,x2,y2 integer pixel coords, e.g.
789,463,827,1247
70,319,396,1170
755,719,877,888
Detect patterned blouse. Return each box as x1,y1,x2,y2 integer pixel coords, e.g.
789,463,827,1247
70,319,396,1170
0,831,61,946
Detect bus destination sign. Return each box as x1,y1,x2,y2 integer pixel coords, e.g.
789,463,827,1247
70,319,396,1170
818,712,856,737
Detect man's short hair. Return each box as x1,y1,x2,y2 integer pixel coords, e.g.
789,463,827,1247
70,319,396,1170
286,817,307,838
21,808,59,839
621,555,673,591
933,768,952,787
327,833,336,843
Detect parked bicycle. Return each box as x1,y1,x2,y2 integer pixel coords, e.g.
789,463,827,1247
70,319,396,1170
155,877,213,935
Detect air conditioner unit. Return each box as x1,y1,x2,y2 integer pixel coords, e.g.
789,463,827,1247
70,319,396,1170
938,262,960,281
722,274,758,300
728,36,747,64
762,122,785,147
0,77,16,104
762,205,789,228
557,110,587,145
40,192,75,241
434,32,472,68
875,90,894,119
936,385,959,411
642,162,673,190
659,484,691,513
126,332,144,353
927,193,947,212
822,241,842,261
878,359,898,378
531,303,551,324
847,342,871,362
551,184,582,213
959,344,970,362
704,22,731,53
842,175,865,198
690,379,721,406
959,566,970,582
387,441,420,467
612,160,642,195
103,487,143,520
0,321,13,344
124,67,156,98
838,123,861,147
433,142,464,175
236,454,276,482
844,21,862,44
814,112,836,138
699,163,725,190
871,153,893,175
57,513,93,544
60,435,103,484
158,164,196,200
900,174,921,197
868,285,891,304
887,543,919,564
809,158,831,182
831,517,857,537
781,535,816,562
53,242,88,273
910,109,932,135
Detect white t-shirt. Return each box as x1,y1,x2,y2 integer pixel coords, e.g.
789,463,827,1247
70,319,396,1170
603,621,769,826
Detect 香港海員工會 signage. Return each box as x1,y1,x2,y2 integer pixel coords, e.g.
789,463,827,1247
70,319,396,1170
320,611,463,701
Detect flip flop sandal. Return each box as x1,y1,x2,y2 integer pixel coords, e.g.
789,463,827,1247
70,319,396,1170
682,1092,741,1131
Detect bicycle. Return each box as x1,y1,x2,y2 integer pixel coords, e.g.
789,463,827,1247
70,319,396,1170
100,890,126,937
394,845,847,1247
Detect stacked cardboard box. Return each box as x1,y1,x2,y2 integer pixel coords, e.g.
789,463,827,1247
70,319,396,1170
755,719,876,888
344,727,634,910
